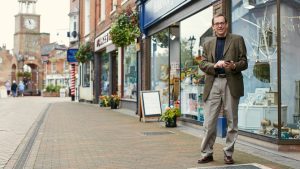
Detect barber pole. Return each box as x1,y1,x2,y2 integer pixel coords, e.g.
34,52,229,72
70,64,75,100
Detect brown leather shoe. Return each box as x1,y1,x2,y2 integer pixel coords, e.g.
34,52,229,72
224,155,234,164
198,156,213,164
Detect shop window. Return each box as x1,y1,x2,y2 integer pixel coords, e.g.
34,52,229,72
151,28,170,109
179,6,213,121
82,62,90,87
101,53,109,95
232,0,278,137
123,43,137,100
280,0,300,140
231,0,300,140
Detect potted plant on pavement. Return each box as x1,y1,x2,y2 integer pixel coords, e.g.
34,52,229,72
110,94,120,109
99,95,110,107
160,106,181,127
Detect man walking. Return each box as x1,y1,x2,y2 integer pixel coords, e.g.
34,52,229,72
198,14,248,164
11,80,18,97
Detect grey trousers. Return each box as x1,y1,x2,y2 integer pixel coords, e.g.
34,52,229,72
200,78,240,157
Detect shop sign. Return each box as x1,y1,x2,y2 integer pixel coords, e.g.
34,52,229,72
95,29,112,51
67,49,78,63
143,0,189,28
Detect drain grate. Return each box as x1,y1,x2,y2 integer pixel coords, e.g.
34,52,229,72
189,163,272,169
142,131,174,136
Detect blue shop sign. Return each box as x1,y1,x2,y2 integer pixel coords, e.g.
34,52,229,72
67,49,78,63
143,0,190,28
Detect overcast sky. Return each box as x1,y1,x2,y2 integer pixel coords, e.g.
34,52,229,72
0,0,70,52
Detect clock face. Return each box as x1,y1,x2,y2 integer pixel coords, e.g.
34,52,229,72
24,18,36,30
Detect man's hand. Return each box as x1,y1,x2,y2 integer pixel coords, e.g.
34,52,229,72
224,61,236,70
214,60,226,68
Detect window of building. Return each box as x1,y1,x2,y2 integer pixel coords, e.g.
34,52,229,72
82,62,90,87
101,53,109,95
232,0,278,137
84,0,90,35
123,43,137,100
151,28,170,109
179,6,213,121
111,0,116,12
231,0,300,141
63,61,69,73
100,0,105,22
280,0,300,140
51,62,56,73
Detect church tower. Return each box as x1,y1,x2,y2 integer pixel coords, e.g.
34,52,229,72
14,0,49,95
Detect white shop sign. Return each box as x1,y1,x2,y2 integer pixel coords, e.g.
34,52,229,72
94,29,112,51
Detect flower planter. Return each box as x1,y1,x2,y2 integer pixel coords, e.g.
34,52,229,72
43,92,59,97
110,101,119,109
165,117,177,127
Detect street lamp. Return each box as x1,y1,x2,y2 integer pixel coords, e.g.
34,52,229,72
188,35,196,58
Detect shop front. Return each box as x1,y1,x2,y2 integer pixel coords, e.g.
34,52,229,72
140,0,300,145
231,0,300,144
121,43,139,111
94,29,138,111
139,0,217,121
94,29,118,103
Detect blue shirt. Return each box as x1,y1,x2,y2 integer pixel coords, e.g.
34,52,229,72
215,37,226,74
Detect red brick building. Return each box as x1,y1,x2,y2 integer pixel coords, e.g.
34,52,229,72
0,45,18,85
41,43,69,89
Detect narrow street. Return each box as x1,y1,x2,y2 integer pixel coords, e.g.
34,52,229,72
1,97,298,169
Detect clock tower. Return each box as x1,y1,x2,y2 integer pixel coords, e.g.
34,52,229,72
14,0,50,95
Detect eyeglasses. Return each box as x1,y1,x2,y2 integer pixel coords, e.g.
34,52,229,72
213,22,226,26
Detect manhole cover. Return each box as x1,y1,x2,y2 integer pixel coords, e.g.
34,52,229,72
189,163,272,169
142,131,174,136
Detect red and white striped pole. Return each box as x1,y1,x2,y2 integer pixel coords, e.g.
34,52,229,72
70,63,75,101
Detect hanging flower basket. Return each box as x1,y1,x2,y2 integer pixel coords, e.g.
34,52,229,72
109,7,140,47
75,42,93,63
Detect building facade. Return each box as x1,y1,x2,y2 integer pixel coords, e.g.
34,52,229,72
74,0,300,146
41,43,69,89
138,0,300,146
75,0,138,110
93,0,138,111
0,45,18,85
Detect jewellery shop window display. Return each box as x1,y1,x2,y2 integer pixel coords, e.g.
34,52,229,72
179,7,213,121
231,0,300,140
150,28,170,110
123,43,137,100
100,53,110,96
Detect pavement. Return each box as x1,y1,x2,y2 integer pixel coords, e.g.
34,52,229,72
2,99,300,169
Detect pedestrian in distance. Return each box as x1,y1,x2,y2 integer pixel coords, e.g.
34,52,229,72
18,81,25,97
5,80,11,96
11,80,18,97
198,13,248,164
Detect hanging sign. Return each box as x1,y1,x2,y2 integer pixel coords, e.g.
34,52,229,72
67,49,78,63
